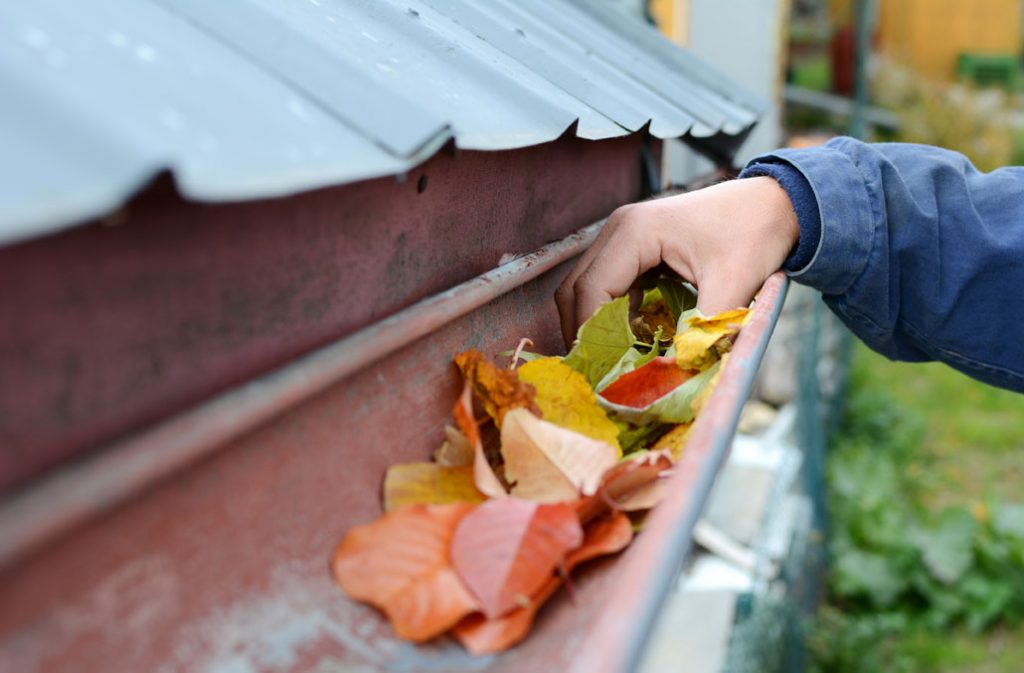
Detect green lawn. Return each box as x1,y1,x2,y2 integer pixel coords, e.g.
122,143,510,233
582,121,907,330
810,344,1024,673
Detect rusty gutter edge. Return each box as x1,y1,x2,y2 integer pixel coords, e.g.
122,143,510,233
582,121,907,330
0,222,603,569
570,272,789,673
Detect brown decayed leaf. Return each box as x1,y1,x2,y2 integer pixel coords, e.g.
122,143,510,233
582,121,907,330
516,358,621,453
450,498,583,619
501,409,619,503
651,422,693,461
674,308,749,371
454,350,539,425
452,512,633,655
453,379,507,498
332,503,479,641
383,462,486,512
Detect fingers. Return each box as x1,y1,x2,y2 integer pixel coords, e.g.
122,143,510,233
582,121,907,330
556,207,631,348
556,205,666,348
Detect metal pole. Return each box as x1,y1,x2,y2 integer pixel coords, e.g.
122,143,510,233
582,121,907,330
849,0,875,139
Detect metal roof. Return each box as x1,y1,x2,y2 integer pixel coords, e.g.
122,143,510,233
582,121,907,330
0,0,763,247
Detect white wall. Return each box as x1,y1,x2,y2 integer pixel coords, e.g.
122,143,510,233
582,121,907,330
667,0,787,183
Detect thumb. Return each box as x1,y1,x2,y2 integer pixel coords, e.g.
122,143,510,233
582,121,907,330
694,271,764,317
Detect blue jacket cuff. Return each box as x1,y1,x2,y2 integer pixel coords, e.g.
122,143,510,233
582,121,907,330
738,160,821,272
740,144,875,295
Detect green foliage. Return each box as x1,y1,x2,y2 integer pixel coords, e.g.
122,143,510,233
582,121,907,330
810,348,1024,673
562,297,635,388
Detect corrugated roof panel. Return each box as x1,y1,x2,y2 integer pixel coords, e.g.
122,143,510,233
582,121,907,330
0,0,764,247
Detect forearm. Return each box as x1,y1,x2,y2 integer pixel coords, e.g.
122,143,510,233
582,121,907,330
742,137,1024,392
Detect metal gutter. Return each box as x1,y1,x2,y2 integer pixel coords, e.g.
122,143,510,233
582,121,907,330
571,272,789,673
0,221,603,569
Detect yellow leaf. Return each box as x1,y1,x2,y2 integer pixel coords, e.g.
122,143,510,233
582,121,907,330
501,409,619,503
673,308,749,371
517,357,622,455
691,354,726,417
652,422,693,460
383,462,486,512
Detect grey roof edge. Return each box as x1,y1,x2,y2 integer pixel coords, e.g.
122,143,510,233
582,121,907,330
0,0,762,248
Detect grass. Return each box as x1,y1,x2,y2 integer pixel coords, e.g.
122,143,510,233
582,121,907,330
855,350,1024,508
811,343,1024,673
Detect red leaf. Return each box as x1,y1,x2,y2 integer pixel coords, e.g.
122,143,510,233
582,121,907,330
452,512,633,654
450,498,583,619
331,504,479,641
598,356,694,408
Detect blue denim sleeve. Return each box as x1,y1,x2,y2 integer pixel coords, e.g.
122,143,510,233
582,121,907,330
740,136,1024,392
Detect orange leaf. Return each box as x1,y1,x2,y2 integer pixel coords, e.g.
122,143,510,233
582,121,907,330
598,356,694,409
331,504,479,641
450,498,582,619
452,512,633,655
454,350,539,426
453,379,506,498
501,408,619,503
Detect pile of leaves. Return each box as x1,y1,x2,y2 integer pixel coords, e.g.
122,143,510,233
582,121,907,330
331,282,749,654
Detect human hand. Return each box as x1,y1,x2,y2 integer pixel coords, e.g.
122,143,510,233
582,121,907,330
555,176,800,348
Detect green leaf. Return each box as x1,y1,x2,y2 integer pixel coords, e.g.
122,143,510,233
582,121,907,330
597,360,721,425
833,549,909,608
563,296,635,388
615,421,668,455
992,502,1024,538
916,508,977,585
656,277,696,322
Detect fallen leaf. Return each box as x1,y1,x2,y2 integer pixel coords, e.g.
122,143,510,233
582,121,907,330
516,357,621,453
651,422,693,461
450,498,583,619
563,296,636,388
690,353,726,417
603,450,675,511
332,503,479,641
383,463,486,511
598,356,694,409
598,361,721,426
455,350,539,426
501,409,619,503
674,308,749,371
433,424,474,467
594,346,660,392
632,291,676,343
574,450,675,523
453,379,507,498
452,512,633,654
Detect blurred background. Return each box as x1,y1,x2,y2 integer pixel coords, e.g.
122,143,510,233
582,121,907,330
634,1,1024,672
